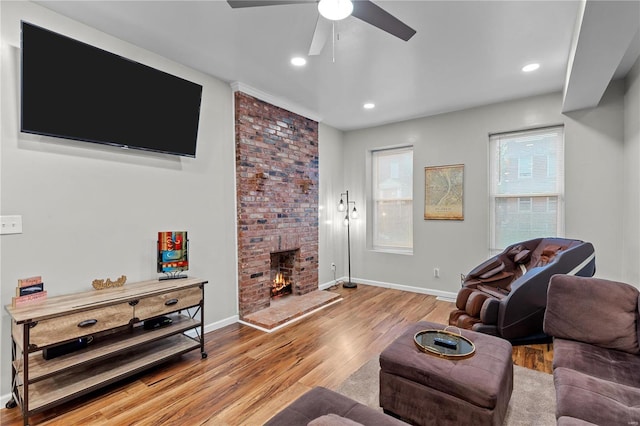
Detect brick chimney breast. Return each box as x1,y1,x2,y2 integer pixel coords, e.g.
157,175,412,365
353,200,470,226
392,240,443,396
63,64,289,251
235,92,319,318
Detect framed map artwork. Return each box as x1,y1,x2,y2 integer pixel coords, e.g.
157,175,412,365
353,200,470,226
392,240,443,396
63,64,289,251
424,164,464,220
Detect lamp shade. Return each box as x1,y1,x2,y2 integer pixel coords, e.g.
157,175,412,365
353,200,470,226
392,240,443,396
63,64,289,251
318,0,353,21
351,206,359,220
338,198,346,212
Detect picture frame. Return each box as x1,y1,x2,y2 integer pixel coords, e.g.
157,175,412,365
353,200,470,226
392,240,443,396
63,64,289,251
424,164,464,220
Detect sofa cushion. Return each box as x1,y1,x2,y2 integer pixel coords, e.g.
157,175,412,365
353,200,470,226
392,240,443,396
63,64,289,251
554,367,640,425
553,338,640,388
545,275,640,354
557,417,599,426
263,387,407,426
637,293,640,355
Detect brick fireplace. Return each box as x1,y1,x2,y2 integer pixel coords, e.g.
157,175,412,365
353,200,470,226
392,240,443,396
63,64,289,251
235,92,319,318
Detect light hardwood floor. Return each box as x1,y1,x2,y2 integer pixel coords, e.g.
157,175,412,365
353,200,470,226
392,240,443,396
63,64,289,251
0,284,552,426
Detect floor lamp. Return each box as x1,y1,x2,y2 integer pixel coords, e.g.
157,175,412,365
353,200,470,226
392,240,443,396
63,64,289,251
338,190,358,288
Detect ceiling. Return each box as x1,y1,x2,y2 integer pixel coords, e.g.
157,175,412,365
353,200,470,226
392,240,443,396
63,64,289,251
35,1,640,131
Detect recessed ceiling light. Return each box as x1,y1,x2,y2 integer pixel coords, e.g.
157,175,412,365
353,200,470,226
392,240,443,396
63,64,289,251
363,103,375,109
522,63,540,72
291,57,307,67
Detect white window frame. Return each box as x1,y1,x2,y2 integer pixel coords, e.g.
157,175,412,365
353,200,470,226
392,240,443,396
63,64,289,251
369,146,414,254
489,126,565,252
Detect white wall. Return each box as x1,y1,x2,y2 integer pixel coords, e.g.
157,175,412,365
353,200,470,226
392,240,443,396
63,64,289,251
623,57,640,285
1,0,636,405
343,82,628,296
0,1,237,396
318,123,346,287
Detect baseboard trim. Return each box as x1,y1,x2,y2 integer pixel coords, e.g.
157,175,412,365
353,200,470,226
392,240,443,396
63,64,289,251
190,279,456,338
184,314,239,338
348,277,458,302
319,280,339,290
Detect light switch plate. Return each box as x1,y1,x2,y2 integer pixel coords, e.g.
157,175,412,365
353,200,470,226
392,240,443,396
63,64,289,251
1,215,23,234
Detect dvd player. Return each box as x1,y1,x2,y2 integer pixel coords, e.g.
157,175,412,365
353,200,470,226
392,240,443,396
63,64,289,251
143,316,173,330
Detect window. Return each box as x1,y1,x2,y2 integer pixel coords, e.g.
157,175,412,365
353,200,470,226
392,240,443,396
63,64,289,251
371,146,413,252
518,156,533,178
489,126,564,251
518,197,532,212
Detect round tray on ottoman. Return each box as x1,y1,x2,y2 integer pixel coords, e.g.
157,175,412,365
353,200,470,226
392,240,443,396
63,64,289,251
414,327,475,359
380,321,513,426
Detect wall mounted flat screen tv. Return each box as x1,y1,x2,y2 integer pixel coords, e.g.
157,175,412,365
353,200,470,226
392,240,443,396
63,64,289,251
21,21,203,157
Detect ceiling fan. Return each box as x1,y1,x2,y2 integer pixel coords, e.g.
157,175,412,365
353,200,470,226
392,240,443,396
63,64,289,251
227,0,416,56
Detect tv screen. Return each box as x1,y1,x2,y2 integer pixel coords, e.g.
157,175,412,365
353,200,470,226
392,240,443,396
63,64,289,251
21,22,203,157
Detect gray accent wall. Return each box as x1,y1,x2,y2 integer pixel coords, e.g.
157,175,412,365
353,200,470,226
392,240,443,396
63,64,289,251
342,81,631,294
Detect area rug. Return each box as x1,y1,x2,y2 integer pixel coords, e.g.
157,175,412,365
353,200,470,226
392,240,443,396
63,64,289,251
336,357,556,425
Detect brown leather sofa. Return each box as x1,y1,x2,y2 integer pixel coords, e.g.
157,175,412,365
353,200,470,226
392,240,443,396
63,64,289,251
264,386,406,425
544,274,640,425
449,237,595,344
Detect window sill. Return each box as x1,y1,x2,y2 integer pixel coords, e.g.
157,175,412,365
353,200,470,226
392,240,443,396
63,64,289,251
370,248,413,256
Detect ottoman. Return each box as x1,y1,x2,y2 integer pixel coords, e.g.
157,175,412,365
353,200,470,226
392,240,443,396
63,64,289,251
379,321,513,426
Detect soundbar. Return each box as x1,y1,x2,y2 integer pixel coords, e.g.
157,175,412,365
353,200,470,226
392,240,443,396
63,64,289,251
43,336,92,360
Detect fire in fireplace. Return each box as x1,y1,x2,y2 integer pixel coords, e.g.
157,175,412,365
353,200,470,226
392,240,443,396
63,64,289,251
270,250,296,298
271,272,292,298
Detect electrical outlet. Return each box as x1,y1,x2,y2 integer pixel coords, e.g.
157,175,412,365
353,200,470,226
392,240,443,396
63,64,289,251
331,262,336,271
434,268,440,278
0,215,22,235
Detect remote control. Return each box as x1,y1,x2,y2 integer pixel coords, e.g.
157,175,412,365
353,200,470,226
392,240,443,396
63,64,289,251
433,337,458,349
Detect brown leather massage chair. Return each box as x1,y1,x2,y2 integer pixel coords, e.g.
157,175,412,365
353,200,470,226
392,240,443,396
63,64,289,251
449,237,595,344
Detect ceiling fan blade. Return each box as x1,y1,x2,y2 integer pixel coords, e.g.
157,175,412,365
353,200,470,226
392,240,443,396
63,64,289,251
227,0,314,8
351,0,416,41
308,16,331,56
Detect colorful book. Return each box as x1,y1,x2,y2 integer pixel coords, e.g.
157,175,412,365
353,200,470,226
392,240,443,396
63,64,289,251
12,291,48,307
16,282,44,297
158,231,189,273
18,276,42,287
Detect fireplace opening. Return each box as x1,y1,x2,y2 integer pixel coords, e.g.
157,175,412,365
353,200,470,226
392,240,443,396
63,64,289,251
270,250,296,298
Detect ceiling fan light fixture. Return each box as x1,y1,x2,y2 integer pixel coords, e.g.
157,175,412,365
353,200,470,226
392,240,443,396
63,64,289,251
318,0,353,21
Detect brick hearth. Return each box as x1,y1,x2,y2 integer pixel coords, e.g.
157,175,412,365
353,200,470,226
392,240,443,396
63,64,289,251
235,92,319,319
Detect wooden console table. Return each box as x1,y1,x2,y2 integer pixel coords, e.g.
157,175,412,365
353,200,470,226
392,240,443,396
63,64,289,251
4,277,208,426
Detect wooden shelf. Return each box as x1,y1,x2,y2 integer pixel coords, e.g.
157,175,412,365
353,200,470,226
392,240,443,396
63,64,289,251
6,278,207,425
20,334,200,413
5,277,206,324
15,315,201,383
